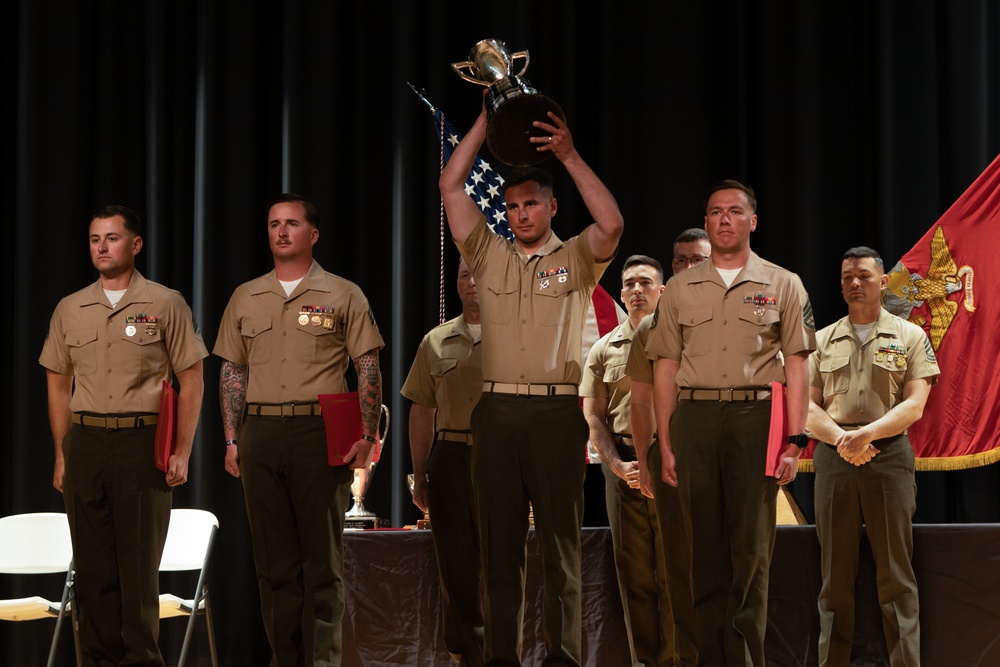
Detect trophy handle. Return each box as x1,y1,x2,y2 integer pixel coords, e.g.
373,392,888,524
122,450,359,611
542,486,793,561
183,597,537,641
510,51,530,78
378,404,390,445
451,61,489,86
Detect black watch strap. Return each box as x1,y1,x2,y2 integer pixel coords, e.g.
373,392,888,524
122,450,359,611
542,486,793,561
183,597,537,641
787,433,809,449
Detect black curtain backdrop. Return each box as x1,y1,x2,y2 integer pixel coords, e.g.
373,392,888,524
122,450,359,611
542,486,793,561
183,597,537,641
3,1,999,665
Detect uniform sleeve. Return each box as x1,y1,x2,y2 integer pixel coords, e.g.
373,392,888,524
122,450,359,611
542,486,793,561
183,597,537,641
904,324,941,385
778,273,817,356
579,333,611,399
39,299,73,375
212,290,249,365
454,214,494,279
808,347,823,389
400,335,438,407
645,284,682,362
163,291,209,373
343,284,385,359
625,317,654,384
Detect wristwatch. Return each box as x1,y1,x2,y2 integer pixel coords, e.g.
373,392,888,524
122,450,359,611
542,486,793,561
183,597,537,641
787,433,809,449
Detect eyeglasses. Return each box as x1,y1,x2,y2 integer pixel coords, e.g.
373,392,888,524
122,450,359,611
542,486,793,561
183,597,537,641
671,255,709,269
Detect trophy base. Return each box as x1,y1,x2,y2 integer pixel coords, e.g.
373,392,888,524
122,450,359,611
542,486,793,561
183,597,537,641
487,81,566,167
416,518,431,530
344,516,389,530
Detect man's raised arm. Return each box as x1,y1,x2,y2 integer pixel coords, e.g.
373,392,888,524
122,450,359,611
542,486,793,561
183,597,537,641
439,107,489,246
530,112,624,262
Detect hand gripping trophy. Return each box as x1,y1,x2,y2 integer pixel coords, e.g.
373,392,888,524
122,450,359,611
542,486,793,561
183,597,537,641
452,38,566,167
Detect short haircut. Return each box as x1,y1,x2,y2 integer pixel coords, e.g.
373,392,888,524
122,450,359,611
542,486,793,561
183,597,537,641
91,204,142,237
705,179,757,213
622,254,664,283
503,167,553,194
842,246,885,271
673,228,709,248
269,193,320,228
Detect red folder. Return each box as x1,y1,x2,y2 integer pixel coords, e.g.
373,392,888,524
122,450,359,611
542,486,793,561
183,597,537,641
318,392,381,466
765,381,787,477
155,380,178,473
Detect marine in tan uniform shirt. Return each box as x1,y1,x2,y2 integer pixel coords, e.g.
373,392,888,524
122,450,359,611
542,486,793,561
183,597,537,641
214,194,384,667
807,247,938,667
40,205,207,666
401,258,485,667
439,99,623,667
646,181,815,667
581,255,674,667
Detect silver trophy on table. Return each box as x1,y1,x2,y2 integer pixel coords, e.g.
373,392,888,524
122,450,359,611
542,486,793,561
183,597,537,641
452,38,566,167
344,404,390,530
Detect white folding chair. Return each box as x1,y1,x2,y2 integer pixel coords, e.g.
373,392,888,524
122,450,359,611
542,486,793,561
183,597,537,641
159,508,219,667
0,512,80,667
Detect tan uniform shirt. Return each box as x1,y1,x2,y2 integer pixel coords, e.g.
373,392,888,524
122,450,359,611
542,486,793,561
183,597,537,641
456,215,610,384
625,314,654,385
213,260,384,403
400,315,483,432
39,271,208,413
646,252,816,387
580,319,634,436
809,308,940,424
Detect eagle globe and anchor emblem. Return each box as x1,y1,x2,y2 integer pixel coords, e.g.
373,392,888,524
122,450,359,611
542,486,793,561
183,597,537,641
881,225,975,351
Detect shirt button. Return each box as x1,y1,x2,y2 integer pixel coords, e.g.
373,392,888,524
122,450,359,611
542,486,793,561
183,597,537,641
107,369,112,374
520,346,525,351
722,346,727,352
106,342,111,348
283,331,287,336
723,319,727,325
522,319,527,324
283,305,288,311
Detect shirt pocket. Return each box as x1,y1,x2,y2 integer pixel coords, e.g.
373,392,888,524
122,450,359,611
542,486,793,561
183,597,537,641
119,325,164,375
534,275,575,326
602,361,627,386
818,355,851,395
872,354,906,398
430,357,458,378
736,303,781,354
678,307,714,357
66,328,98,376
485,274,518,325
241,317,273,366
295,321,342,364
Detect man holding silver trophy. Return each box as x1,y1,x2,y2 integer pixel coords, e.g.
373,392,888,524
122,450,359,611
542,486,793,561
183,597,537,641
402,257,485,667
214,193,384,667
439,51,625,666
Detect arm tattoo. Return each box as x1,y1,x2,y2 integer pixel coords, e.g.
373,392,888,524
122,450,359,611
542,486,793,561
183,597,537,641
354,350,383,436
220,361,249,433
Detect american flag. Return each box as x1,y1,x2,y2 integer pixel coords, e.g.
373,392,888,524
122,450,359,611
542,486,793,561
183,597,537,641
412,85,514,242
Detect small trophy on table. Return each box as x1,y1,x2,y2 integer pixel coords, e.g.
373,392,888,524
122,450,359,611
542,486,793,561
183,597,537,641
406,474,431,529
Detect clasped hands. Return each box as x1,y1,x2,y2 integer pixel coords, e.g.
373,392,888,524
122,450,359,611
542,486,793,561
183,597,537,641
835,429,880,466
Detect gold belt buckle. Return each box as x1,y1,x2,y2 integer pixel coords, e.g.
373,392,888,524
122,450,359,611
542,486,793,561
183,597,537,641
719,388,733,402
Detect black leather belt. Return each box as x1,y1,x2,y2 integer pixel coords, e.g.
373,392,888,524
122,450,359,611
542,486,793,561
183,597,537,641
483,382,578,397
677,388,772,402
72,414,157,429
247,403,322,417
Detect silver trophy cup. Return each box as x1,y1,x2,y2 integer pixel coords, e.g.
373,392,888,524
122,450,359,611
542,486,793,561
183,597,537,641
452,38,565,167
344,404,390,529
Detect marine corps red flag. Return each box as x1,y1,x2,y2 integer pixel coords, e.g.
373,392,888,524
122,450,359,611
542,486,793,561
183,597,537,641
872,156,998,469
